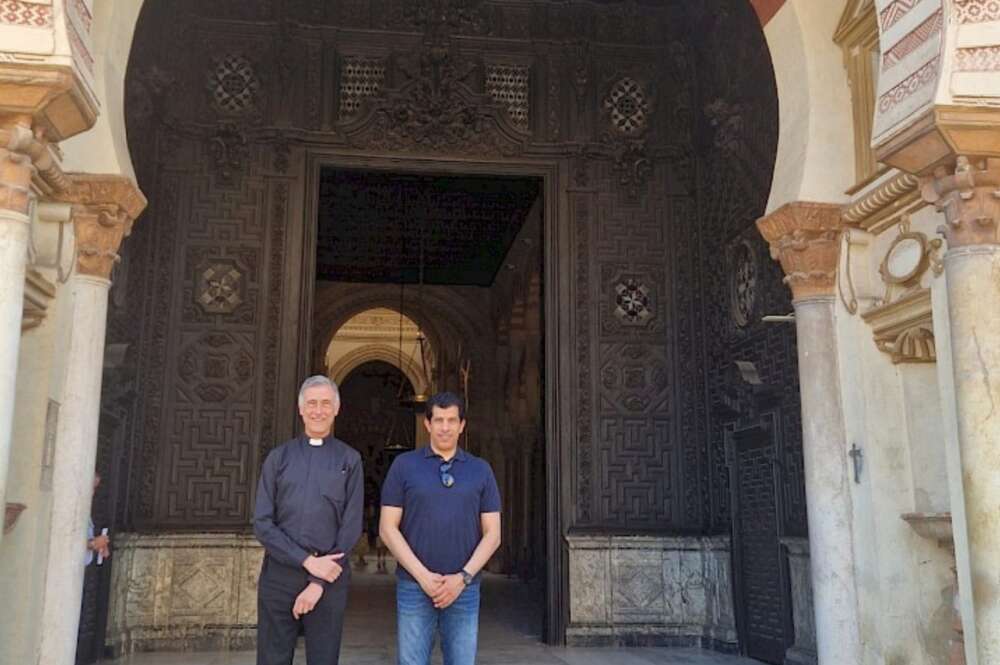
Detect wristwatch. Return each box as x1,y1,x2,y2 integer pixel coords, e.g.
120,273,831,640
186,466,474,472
460,569,474,586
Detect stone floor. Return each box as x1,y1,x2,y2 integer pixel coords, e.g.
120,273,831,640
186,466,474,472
110,564,762,665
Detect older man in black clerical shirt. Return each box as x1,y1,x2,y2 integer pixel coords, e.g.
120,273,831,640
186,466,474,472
254,375,363,665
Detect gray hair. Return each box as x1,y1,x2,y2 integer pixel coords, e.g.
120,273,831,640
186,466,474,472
298,375,340,406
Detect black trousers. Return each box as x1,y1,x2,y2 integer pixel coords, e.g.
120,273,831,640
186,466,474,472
257,555,350,665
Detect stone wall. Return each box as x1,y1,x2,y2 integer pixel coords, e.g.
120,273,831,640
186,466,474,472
566,534,736,649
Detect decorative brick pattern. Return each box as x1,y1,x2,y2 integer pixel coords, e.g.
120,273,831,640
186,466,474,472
878,56,939,113
879,0,922,31
882,10,943,70
955,0,1000,23
0,0,52,27
486,64,530,131
955,45,1000,71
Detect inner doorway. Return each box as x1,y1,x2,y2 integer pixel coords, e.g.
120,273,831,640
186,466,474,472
310,166,548,644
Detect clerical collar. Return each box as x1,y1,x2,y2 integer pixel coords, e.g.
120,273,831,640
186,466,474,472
307,437,324,447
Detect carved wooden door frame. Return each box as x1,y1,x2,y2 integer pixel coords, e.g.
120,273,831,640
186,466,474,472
297,150,569,644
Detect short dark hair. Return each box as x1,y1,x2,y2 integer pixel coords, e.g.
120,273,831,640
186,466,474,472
424,392,466,421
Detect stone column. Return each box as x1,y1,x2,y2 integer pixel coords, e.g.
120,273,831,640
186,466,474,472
0,115,36,536
757,202,862,665
922,157,1000,665
35,176,145,665
0,62,95,542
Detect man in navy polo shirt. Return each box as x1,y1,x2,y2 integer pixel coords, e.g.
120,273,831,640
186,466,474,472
380,392,502,665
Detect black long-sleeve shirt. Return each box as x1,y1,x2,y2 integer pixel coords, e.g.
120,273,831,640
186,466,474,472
253,435,363,586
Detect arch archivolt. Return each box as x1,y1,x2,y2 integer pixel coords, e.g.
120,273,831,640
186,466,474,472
328,343,430,396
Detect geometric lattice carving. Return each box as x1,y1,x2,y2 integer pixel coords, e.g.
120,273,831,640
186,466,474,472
604,77,650,134
196,262,244,314
339,57,385,118
486,64,529,131
178,332,255,403
208,54,259,115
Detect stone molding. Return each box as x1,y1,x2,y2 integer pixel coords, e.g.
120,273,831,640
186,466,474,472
756,202,845,300
842,170,921,233
921,156,1000,248
0,63,97,142
56,175,147,279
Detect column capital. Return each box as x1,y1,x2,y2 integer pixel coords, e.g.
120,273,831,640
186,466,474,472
921,156,1000,249
56,175,147,279
756,202,845,300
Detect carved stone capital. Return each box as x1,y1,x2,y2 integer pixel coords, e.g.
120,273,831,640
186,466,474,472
921,156,1000,248
756,202,844,300
56,175,147,279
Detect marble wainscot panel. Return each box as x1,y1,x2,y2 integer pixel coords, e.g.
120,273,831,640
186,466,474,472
780,537,817,665
566,533,736,650
106,533,263,655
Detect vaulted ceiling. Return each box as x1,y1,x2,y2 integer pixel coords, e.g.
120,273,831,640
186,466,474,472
316,169,541,287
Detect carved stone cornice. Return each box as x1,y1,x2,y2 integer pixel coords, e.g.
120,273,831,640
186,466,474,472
0,63,98,142
842,170,920,232
55,175,147,279
921,156,1000,248
861,289,936,364
756,202,844,300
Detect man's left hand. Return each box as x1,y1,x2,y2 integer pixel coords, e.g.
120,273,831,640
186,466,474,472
431,573,465,609
292,582,324,619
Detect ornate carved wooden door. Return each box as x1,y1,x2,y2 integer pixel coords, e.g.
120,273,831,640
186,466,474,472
728,420,793,664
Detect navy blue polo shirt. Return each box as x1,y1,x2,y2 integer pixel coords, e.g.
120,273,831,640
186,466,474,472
381,446,501,582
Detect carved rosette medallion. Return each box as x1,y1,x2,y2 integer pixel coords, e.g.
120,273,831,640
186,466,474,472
730,240,758,328
921,156,1000,248
208,54,260,115
614,278,651,324
196,262,244,314
756,202,844,300
604,77,650,135
56,174,148,279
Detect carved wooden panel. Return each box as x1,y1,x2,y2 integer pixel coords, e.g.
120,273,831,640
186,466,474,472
108,0,790,546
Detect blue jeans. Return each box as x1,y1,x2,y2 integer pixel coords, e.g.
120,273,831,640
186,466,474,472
396,578,480,665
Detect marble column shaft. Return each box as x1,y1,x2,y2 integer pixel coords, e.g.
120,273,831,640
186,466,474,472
924,157,1000,665
793,295,862,665
35,273,109,665
35,176,144,665
0,117,38,541
757,202,862,665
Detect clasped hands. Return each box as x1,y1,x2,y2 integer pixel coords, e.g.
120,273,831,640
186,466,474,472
294,552,345,618
418,572,466,609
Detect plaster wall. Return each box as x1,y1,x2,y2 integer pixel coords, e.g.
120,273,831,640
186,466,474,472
834,205,957,664
763,0,856,213
60,0,144,178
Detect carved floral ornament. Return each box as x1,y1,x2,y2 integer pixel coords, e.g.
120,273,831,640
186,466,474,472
755,202,844,300
55,175,147,279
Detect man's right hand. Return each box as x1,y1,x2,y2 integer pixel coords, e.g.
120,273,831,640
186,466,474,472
418,572,445,598
303,553,345,582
